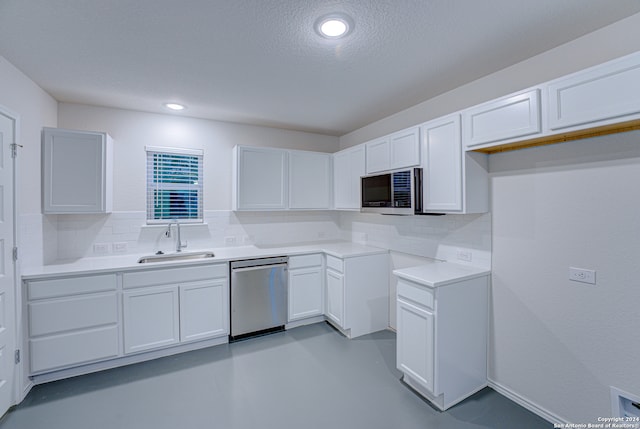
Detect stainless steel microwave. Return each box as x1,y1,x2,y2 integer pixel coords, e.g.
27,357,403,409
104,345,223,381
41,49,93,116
361,168,423,215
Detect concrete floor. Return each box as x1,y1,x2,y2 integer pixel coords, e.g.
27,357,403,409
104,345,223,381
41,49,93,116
0,323,549,428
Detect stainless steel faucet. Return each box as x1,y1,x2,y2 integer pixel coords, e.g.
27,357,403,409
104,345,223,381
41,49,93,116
165,219,187,252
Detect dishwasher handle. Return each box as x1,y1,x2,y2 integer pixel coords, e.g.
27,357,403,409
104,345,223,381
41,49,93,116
231,263,288,273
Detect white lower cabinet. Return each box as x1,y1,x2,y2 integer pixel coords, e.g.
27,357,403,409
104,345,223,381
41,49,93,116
123,286,180,354
288,254,324,322
25,274,119,374
394,267,489,411
324,253,389,338
25,263,229,377
122,263,229,355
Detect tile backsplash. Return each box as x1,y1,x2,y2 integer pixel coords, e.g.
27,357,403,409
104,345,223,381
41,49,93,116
20,210,490,269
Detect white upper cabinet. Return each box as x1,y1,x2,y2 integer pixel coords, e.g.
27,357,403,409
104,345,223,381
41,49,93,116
42,127,113,214
547,51,640,131
420,114,488,214
233,146,288,210
365,126,420,173
289,150,332,209
462,89,541,150
333,144,365,210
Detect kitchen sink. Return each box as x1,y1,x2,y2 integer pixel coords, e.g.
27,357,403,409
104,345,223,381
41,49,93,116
137,251,215,264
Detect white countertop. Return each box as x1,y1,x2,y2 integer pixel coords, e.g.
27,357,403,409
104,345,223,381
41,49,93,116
22,241,388,279
393,262,491,288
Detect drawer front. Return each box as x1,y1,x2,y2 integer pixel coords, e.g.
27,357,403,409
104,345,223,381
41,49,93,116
29,293,118,337
397,279,434,310
30,325,119,373
289,253,323,269
123,263,227,289
325,255,344,273
27,274,116,300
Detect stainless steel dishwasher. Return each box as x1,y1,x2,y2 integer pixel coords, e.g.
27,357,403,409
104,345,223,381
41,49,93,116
230,256,288,340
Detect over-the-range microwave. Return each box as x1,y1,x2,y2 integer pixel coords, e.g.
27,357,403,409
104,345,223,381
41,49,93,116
361,168,442,215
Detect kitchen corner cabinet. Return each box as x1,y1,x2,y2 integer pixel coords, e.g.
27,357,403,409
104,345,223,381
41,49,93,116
289,150,332,209
395,267,489,411
42,127,113,213
462,89,541,150
324,253,389,338
546,51,640,131
420,114,488,214
333,144,365,210
365,126,420,173
26,274,119,374
233,146,288,210
288,254,324,322
122,263,229,354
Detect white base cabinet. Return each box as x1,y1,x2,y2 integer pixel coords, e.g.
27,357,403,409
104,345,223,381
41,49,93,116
288,254,324,322
325,252,389,338
25,263,229,378
395,268,489,411
25,274,119,374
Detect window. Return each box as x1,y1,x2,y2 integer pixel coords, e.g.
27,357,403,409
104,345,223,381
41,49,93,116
146,146,203,223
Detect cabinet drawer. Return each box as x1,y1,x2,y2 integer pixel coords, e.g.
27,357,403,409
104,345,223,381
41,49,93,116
27,274,116,300
289,254,322,269
29,293,117,337
30,325,119,373
325,255,344,273
123,263,227,289
397,279,434,310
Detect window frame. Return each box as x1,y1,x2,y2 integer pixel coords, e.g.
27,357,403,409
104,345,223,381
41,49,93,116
145,146,204,225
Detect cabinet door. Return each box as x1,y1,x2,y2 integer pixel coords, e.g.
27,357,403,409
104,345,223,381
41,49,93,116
43,127,112,213
365,138,390,173
422,115,462,212
325,269,345,328
390,127,420,170
234,146,288,210
288,267,323,321
547,52,640,130
289,150,332,209
397,299,435,393
333,145,365,210
123,286,180,354
463,89,541,149
180,279,229,342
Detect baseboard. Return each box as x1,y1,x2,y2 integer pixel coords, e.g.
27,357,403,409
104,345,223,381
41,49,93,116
488,378,567,425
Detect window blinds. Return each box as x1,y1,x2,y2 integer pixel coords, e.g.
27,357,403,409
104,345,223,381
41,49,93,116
145,147,203,223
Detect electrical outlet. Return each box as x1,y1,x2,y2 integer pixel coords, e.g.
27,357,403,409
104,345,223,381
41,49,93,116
113,242,128,253
225,236,236,245
93,243,109,255
569,267,596,284
456,249,472,262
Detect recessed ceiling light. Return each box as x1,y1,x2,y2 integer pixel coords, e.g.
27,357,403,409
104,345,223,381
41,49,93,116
316,14,353,39
164,103,186,111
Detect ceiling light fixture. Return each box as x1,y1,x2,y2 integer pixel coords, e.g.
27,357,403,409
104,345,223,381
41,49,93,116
164,103,186,111
316,13,353,39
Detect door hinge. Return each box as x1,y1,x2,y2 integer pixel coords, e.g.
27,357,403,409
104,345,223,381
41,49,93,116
12,247,18,262
10,143,22,159
14,350,20,365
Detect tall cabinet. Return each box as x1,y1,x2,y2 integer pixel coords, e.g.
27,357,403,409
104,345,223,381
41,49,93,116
42,127,113,213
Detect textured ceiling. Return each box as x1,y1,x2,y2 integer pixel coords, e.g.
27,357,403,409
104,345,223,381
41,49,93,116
1,1,640,136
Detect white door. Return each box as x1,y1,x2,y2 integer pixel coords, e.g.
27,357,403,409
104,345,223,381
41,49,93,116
0,107,16,416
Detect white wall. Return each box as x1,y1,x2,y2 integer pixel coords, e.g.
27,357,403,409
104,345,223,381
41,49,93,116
489,132,640,423
0,56,58,266
337,12,640,425
58,103,339,211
